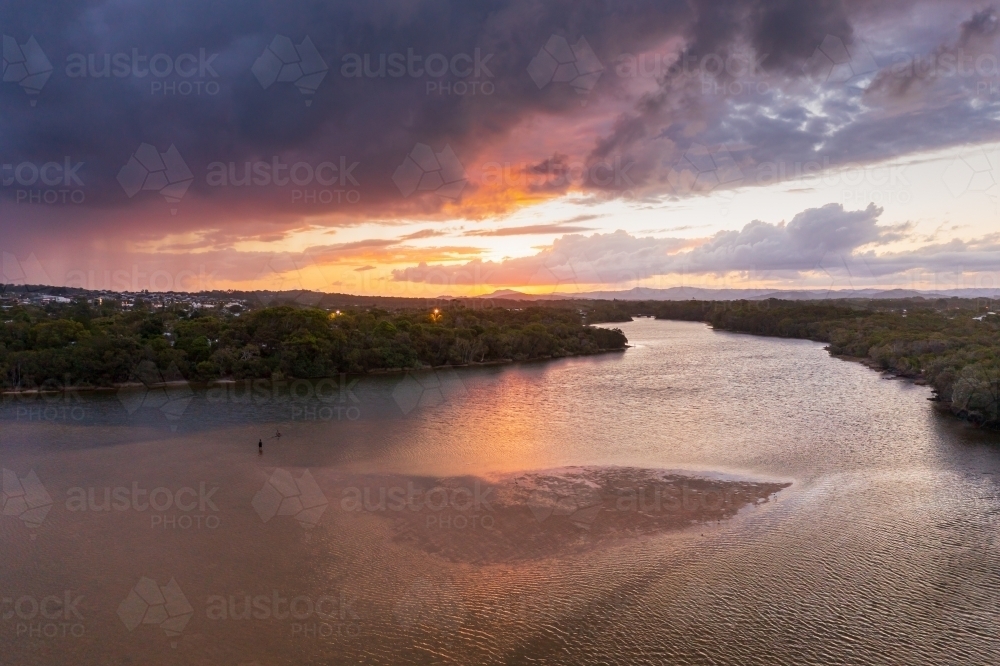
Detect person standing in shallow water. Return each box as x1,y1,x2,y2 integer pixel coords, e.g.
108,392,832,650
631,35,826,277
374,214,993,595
259,439,263,454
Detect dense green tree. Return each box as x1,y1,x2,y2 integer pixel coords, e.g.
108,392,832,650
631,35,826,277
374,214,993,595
0,302,627,392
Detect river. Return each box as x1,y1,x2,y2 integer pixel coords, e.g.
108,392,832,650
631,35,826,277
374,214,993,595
1,319,998,664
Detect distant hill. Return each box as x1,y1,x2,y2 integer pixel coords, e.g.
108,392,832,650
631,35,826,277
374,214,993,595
475,286,1000,301
4,283,1000,307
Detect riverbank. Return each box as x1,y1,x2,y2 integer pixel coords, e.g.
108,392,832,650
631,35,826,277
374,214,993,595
703,324,985,424
1,302,628,393
629,299,1000,427
0,347,628,398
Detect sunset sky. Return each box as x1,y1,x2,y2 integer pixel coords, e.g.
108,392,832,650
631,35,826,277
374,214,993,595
2,0,1000,296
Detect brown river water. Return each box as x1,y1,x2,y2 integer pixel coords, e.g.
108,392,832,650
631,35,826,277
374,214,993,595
2,319,999,664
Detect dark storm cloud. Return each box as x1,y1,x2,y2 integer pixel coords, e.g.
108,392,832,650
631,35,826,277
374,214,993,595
960,7,1000,45
749,0,853,73
587,0,1000,196
0,0,997,259
0,0,688,244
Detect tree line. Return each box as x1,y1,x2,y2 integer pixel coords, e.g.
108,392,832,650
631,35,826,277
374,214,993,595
589,298,1000,427
0,299,627,391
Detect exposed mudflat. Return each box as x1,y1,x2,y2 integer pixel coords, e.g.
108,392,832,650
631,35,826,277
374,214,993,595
337,466,790,563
